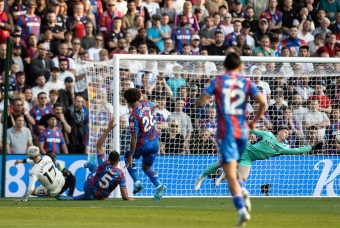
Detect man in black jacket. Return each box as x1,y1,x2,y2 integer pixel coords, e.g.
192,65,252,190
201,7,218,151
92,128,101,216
31,42,55,83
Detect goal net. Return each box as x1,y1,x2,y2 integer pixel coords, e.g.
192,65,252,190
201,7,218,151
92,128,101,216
85,55,340,197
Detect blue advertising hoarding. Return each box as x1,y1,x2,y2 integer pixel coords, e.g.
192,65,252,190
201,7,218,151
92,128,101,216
1,155,340,197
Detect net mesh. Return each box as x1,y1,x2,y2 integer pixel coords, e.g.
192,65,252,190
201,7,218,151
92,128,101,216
84,57,340,197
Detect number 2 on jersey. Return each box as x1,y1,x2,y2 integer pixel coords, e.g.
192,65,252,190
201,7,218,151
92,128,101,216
143,115,156,132
223,88,246,115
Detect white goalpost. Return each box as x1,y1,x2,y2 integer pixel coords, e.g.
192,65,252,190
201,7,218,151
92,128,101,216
84,55,340,197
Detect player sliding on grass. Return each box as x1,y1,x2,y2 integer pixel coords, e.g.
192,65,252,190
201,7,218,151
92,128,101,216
196,53,267,226
55,118,133,201
123,88,166,201
195,126,324,200
14,146,65,201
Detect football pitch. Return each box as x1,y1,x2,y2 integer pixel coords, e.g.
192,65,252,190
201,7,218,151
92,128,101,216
0,198,339,228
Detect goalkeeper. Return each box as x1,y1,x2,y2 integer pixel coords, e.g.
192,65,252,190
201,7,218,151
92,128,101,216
195,126,323,210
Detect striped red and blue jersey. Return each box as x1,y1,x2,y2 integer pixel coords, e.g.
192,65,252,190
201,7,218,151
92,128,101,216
0,12,11,43
174,13,200,31
89,0,103,23
172,28,193,54
90,110,109,126
17,14,41,41
9,3,27,20
30,105,53,136
87,152,126,200
224,32,246,47
27,47,36,60
204,73,260,140
129,101,159,149
231,10,245,19
39,128,66,154
190,49,200,55
273,43,282,56
260,9,283,26
201,119,217,139
280,38,307,56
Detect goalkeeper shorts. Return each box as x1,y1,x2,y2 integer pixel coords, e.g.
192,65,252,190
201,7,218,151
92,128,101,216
238,149,252,167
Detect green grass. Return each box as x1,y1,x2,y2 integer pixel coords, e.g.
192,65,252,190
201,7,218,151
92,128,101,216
0,198,339,228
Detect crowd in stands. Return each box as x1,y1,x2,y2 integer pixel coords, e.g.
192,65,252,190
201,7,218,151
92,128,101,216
0,0,340,155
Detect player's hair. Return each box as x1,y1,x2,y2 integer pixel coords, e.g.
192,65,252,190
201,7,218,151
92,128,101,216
108,151,120,162
15,71,25,78
38,92,47,98
123,88,141,103
223,52,241,71
13,114,24,121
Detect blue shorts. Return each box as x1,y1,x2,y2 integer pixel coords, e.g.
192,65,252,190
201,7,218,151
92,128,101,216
217,137,248,164
72,182,98,200
124,140,159,167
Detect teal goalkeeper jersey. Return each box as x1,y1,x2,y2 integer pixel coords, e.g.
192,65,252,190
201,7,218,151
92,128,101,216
245,129,312,162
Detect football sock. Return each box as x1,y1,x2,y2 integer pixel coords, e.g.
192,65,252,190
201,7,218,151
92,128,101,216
145,169,161,188
200,162,220,178
233,193,246,211
126,160,139,183
238,179,245,189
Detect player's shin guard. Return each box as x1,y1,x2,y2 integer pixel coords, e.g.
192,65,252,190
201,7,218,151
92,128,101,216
201,162,220,178
233,193,246,211
126,160,139,182
145,169,161,187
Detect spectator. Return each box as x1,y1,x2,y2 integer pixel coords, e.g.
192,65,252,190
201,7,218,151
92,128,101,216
27,34,37,60
142,0,159,16
189,128,215,154
126,15,144,40
1,98,35,129
16,1,41,42
34,0,46,18
42,0,66,30
292,6,315,32
46,67,65,91
131,28,160,52
298,19,314,43
155,95,171,120
295,75,314,102
230,0,245,23
212,13,229,37
120,115,131,155
222,13,234,36
23,88,33,110
88,34,103,60
312,17,331,38
58,77,75,112
314,33,340,57
147,14,169,52
327,107,340,154
308,32,324,56
292,92,308,131
190,34,200,55
301,125,325,154
147,76,173,99
116,0,128,15
205,0,228,16
0,0,13,44
160,119,185,154
81,22,94,50
277,106,302,148
66,2,92,39
121,0,137,31
244,6,257,36
166,66,186,98
65,95,88,154
30,92,53,138
280,26,307,57
160,13,173,37
319,0,340,24
174,1,199,32
48,89,59,107
99,0,123,38
38,102,71,135
254,18,273,47
280,0,294,34
106,17,124,53
314,9,326,29
248,100,273,130
308,81,332,114
241,20,255,50
330,12,340,42
135,0,152,29
172,14,193,54
200,107,217,138
224,20,242,47
4,114,33,154
15,71,30,93
267,90,287,128
39,114,68,154
303,99,330,139
69,38,82,64
9,0,26,23
58,59,77,84
233,35,245,54
160,0,176,29
259,0,282,31
199,16,215,48
31,73,51,104
11,43,28,74
192,0,209,22
52,43,77,75
247,0,269,20
253,35,275,56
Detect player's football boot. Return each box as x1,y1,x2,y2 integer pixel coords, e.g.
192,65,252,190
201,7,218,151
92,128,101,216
236,208,251,227
84,155,98,168
55,194,73,201
242,188,252,212
133,183,144,194
194,176,205,190
153,185,166,201
215,172,226,186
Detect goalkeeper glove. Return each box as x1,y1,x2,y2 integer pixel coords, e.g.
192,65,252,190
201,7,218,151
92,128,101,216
312,142,323,150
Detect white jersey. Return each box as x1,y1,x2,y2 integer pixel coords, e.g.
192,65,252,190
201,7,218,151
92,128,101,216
22,156,64,201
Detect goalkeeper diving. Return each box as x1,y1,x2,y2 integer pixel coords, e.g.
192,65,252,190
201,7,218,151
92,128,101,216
195,126,323,210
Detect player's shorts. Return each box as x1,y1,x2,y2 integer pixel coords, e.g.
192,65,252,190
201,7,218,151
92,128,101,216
217,137,248,164
124,140,159,167
238,149,252,167
36,173,65,196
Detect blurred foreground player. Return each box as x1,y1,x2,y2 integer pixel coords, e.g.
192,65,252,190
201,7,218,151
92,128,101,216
196,53,267,226
14,146,65,201
46,151,76,197
195,126,324,202
124,88,166,201
55,118,133,201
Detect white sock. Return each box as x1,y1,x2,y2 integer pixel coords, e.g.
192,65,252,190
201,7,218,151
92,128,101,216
134,180,140,186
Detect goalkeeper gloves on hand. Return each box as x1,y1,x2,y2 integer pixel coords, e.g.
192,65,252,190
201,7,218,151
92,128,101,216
312,142,323,150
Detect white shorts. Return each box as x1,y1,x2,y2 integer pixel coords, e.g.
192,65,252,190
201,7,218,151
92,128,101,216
36,174,65,197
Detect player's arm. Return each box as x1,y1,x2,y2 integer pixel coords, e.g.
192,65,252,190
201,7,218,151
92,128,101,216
248,93,267,129
120,187,134,201
21,173,38,201
96,118,116,154
14,158,34,165
127,132,137,163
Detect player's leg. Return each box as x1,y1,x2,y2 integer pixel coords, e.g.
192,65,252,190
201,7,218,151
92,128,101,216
195,162,221,190
219,138,250,226
237,150,253,212
33,186,49,197
84,162,98,172
59,175,76,197
124,149,144,194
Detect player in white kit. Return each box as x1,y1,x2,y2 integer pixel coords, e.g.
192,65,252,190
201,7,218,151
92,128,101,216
14,146,65,201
